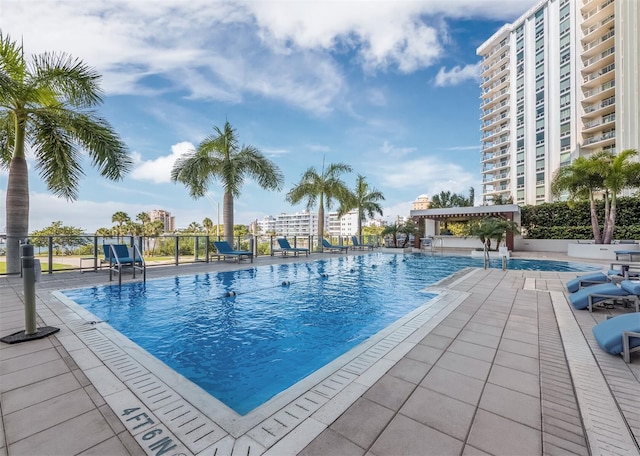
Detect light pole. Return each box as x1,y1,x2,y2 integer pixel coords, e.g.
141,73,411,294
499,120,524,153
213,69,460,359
205,193,221,239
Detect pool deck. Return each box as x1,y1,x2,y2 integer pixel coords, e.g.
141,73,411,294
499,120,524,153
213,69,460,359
1,251,639,456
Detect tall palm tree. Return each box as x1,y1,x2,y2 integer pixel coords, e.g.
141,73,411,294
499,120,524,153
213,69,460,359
171,121,283,244
286,159,352,244
552,153,608,244
111,211,130,242
136,212,151,251
551,149,640,244
0,33,131,273
338,174,385,239
601,149,640,243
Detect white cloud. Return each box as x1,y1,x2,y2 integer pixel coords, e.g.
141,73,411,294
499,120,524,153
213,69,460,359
379,141,417,158
131,142,195,184
1,0,532,115
371,156,479,196
434,63,482,87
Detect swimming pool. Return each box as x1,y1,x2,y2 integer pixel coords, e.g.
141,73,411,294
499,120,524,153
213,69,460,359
61,253,599,415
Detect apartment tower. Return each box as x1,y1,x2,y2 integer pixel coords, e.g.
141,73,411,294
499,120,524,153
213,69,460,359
478,0,639,205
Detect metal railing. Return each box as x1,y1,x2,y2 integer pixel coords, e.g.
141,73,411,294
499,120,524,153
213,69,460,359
1,234,383,275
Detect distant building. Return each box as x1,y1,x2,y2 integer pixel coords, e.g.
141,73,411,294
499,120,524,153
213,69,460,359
147,209,175,232
412,194,431,210
327,209,358,236
256,216,277,235
275,211,324,237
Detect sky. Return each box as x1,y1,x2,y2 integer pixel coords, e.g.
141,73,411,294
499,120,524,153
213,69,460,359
0,0,537,233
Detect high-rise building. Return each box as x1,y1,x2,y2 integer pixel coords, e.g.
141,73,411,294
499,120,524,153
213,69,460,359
147,209,175,232
478,0,639,205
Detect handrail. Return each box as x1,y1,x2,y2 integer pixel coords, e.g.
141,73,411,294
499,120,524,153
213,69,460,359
483,240,490,269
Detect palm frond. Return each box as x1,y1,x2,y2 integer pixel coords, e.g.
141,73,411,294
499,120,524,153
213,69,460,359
30,112,83,199
30,52,103,108
0,111,14,168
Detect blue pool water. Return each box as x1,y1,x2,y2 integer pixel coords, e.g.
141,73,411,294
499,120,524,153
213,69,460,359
62,254,599,415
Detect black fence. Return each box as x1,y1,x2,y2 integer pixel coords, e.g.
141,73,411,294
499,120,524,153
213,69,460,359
1,234,382,275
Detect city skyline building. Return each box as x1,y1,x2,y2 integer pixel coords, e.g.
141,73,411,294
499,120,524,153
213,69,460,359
477,0,639,205
147,209,175,233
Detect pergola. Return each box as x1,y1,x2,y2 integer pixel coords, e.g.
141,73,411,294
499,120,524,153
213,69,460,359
410,204,521,250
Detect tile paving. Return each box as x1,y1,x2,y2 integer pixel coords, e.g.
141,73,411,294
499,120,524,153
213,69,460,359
0,251,639,455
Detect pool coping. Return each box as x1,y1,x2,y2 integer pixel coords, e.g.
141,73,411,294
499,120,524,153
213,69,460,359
46,266,476,454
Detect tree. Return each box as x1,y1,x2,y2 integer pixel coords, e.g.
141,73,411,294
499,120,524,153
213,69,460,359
30,221,88,255
171,121,283,244
111,211,130,242
202,217,214,235
186,221,202,233
551,149,640,244
0,33,132,273
430,189,474,208
468,217,519,251
338,174,385,240
600,149,640,244
286,159,352,245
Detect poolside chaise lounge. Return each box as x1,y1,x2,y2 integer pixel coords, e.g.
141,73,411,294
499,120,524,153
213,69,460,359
568,280,640,312
565,262,640,293
615,250,640,261
214,241,253,263
274,238,309,257
105,244,146,285
351,236,374,251
322,239,349,253
592,313,640,363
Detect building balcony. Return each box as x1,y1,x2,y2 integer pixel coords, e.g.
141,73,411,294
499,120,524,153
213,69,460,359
582,129,615,147
582,28,614,58
582,78,615,103
582,113,615,134
582,47,614,74
581,0,614,29
582,62,615,85
583,95,615,116
582,13,615,42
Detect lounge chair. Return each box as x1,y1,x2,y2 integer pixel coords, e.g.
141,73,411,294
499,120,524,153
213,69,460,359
351,236,373,251
565,271,609,293
106,244,146,285
322,239,349,253
214,241,253,263
592,313,640,363
614,250,640,261
275,238,309,257
568,280,640,312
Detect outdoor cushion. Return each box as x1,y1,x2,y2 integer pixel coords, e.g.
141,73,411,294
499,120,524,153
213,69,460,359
568,282,629,310
621,280,640,295
592,313,640,355
566,272,608,293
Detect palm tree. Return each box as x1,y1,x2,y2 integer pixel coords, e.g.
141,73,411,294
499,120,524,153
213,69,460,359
338,174,384,240
111,211,130,242
286,159,352,246
187,221,202,233
0,33,131,273
550,150,640,244
136,212,151,251
202,217,214,235
469,217,519,251
600,149,640,243
171,121,283,243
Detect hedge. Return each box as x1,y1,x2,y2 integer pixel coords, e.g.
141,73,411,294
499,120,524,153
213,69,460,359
521,197,640,239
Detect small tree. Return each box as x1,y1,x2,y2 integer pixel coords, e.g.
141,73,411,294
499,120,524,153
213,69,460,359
30,221,88,255
468,217,519,251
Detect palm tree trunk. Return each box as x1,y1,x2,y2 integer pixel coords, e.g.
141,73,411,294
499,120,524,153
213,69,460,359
589,195,602,244
223,191,234,244
603,195,617,244
318,198,325,249
5,157,29,274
